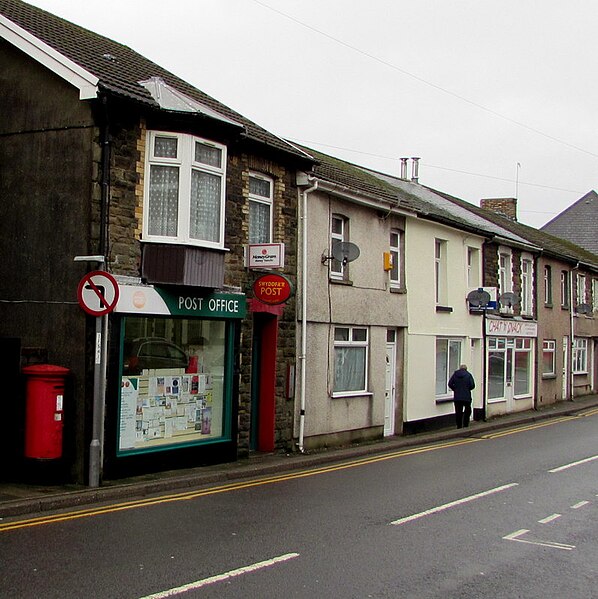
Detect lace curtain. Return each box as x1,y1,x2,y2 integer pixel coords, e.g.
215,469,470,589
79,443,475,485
148,165,179,237
249,200,270,244
190,170,221,242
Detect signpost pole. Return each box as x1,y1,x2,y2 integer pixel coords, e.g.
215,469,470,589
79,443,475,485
89,312,103,487
75,259,119,487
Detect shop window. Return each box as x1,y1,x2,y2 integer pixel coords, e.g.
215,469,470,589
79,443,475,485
248,173,273,244
435,338,461,396
542,340,556,377
514,338,532,396
144,131,226,248
118,316,228,454
573,338,588,374
333,327,368,394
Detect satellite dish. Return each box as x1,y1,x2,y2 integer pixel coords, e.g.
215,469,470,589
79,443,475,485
576,303,592,314
499,292,520,307
322,241,361,265
332,242,360,265
467,289,491,308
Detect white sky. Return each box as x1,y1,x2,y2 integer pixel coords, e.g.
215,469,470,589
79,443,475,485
24,0,598,228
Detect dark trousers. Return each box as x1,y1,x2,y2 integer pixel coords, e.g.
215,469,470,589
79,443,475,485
454,400,472,429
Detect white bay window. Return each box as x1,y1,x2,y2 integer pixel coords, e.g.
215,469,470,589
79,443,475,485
144,131,226,247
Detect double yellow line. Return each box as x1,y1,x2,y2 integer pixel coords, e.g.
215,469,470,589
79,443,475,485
0,438,478,532
2,408,595,532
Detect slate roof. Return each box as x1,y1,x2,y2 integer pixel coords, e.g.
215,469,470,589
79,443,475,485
437,190,598,269
540,190,598,255
0,0,312,162
292,144,425,214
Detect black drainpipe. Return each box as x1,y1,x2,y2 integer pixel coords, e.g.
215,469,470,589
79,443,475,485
99,93,110,258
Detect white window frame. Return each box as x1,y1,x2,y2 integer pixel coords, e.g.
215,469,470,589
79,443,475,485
576,273,587,307
435,239,447,305
330,214,347,280
467,247,480,289
544,265,552,305
561,270,570,308
593,279,598,313
248,172,273,244
389,229,401,288
520,255,533,315
514,337,533,397
332,326,369,396
542,339,556,377
498,248,513,313
435,338,462,397
573,338,588,374
143,131,226,248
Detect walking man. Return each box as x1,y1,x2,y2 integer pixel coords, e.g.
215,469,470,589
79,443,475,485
448,364,475,429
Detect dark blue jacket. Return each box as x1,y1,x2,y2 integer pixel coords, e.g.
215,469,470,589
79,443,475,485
448,368,475,402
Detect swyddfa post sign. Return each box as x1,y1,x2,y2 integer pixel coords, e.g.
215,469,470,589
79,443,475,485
252,273,294,305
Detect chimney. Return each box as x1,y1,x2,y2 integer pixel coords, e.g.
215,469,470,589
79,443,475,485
411,157,420,183
480,197,518,221
400,157,408,179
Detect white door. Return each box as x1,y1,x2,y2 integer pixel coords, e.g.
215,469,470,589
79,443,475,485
384,337,397,436
562,336,569,400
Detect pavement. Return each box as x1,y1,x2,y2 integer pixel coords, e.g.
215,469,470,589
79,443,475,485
2,395,598,520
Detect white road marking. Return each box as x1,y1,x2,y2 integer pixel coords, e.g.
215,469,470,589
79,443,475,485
538,514,561,524
137,552,300,599
571,500,590,509
389,483,518,526
549,454,598,473
503,529,575,551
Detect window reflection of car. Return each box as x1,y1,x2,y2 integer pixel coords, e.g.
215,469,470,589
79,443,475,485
123,337,189,375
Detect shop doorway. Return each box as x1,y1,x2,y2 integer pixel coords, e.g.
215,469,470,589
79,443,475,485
487,337,533,411
250,313,279,452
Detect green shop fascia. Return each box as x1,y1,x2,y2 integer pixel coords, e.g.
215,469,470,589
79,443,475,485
114,284,246,456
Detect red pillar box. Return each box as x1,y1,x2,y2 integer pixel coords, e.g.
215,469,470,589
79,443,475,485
23,364,70,460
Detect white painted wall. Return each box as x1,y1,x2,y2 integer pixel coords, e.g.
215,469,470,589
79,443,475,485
296,189,408,443
403,217,484,423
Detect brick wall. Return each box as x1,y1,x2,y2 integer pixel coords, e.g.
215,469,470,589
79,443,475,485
106,116,299,455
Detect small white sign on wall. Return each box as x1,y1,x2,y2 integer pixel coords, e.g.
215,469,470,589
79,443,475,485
245,243,285,269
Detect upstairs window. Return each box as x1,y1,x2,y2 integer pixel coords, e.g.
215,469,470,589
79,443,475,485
499,251,512,293
576,273,587,307
248,173,273,244
144,132,226,248
435,239,447,305
467,247,480,288
593,279,598,313
330,214,348,280
520,256,533,315
389,229,401,288
561,271,570,308
544,266,552,305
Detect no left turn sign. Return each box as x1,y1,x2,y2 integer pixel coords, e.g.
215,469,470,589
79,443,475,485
77,271,120,316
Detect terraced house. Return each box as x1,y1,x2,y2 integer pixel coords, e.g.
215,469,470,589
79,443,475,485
0,0,313,484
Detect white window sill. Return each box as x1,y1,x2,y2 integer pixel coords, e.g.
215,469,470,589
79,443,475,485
331,391,373,399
